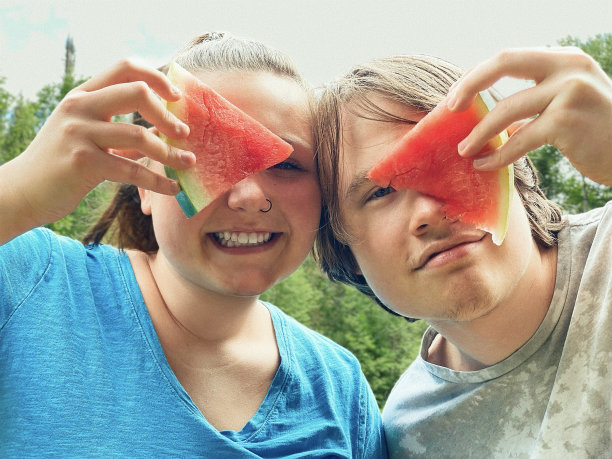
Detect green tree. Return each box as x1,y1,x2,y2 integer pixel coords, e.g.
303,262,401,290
0,77,13,153
0,94,38,164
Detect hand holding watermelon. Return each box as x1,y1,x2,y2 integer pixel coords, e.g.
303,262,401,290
449,47,612,186
0,59,195,244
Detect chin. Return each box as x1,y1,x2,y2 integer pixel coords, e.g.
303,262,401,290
443,289,498,322
220,274,280,297
410,282,497,323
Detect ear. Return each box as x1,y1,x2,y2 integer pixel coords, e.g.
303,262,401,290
138,187,153,216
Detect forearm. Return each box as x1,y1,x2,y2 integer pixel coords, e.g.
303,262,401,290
0,156,45,245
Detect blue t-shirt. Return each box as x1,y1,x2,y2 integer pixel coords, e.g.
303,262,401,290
0,228,386,458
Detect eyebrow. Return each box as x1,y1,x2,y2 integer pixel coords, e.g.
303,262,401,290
345,169,375,200
280,135,311,153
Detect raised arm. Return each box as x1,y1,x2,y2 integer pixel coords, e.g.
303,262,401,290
448,47,612,186
0,59,195,245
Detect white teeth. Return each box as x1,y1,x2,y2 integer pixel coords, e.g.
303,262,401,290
214,231,272,247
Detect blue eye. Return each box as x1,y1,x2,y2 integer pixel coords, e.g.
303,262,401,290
370,186,395,200
271,160,301,171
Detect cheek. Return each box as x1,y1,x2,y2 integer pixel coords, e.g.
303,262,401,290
347,215,406,277
287,178,322,230
149,195,194,247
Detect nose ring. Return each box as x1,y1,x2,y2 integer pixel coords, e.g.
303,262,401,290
260,199,272,213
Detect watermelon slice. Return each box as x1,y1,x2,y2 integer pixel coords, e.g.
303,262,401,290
160,62,294,217
367,91,513,245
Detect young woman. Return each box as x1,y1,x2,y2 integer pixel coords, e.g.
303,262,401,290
0,33,386,457
315,47,612,456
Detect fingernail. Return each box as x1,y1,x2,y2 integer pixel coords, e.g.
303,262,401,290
170,180,181,194
171,85,181,97
181,151,196,165
176,122,189,136
472,157,490,170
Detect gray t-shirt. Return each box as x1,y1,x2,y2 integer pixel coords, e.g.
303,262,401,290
382,204,612,458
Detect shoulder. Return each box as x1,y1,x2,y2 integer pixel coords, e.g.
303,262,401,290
0,229,69,326
0,228,124,306
565,202,611,229
0,228,55,306
560,202,612,253
1,226,54,257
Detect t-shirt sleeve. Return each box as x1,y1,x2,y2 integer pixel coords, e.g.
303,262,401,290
0,228,53,328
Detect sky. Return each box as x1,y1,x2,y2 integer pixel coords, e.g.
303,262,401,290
1,0,611,100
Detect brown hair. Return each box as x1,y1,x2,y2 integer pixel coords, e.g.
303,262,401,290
83,32,310,250
313,55,565,319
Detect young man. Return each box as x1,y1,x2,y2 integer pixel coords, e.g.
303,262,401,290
315,47,612,457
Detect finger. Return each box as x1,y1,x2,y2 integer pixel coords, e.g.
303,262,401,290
109,148,144,161
79,58,181,103
458,82,554,157
472,116,548,171
97,151,181,196
88,121,195,169
449,48,564,112
78,82,189,140
507,120,529,137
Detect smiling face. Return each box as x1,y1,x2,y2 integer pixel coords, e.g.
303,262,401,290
141,71,320,297
338,94,538,322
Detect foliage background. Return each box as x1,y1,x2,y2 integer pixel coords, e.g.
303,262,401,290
2,33,610,408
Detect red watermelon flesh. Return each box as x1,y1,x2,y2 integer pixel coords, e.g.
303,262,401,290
160,62,294,217
367,91,513,245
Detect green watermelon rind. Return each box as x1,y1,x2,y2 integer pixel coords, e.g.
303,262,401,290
476,91,514,245
164,165,198,218
160,62,212,216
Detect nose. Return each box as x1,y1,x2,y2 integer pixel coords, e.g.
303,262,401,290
406,191,449,237
226,173,269,213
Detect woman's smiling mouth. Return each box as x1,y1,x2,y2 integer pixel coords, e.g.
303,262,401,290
213,231,274,248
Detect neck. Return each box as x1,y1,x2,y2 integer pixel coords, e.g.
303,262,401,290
129,250,266,346
427,242,558,371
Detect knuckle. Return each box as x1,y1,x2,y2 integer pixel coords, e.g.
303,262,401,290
568,51,597,72
165,142,178,162
125,160,145,183
68,146,93,171
131,80,151,98
126,124,149,144
57,92,85,114
559,74,600,114
61,119,85,138
564,74,592,95
116,57,139,73
495,48,517,65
